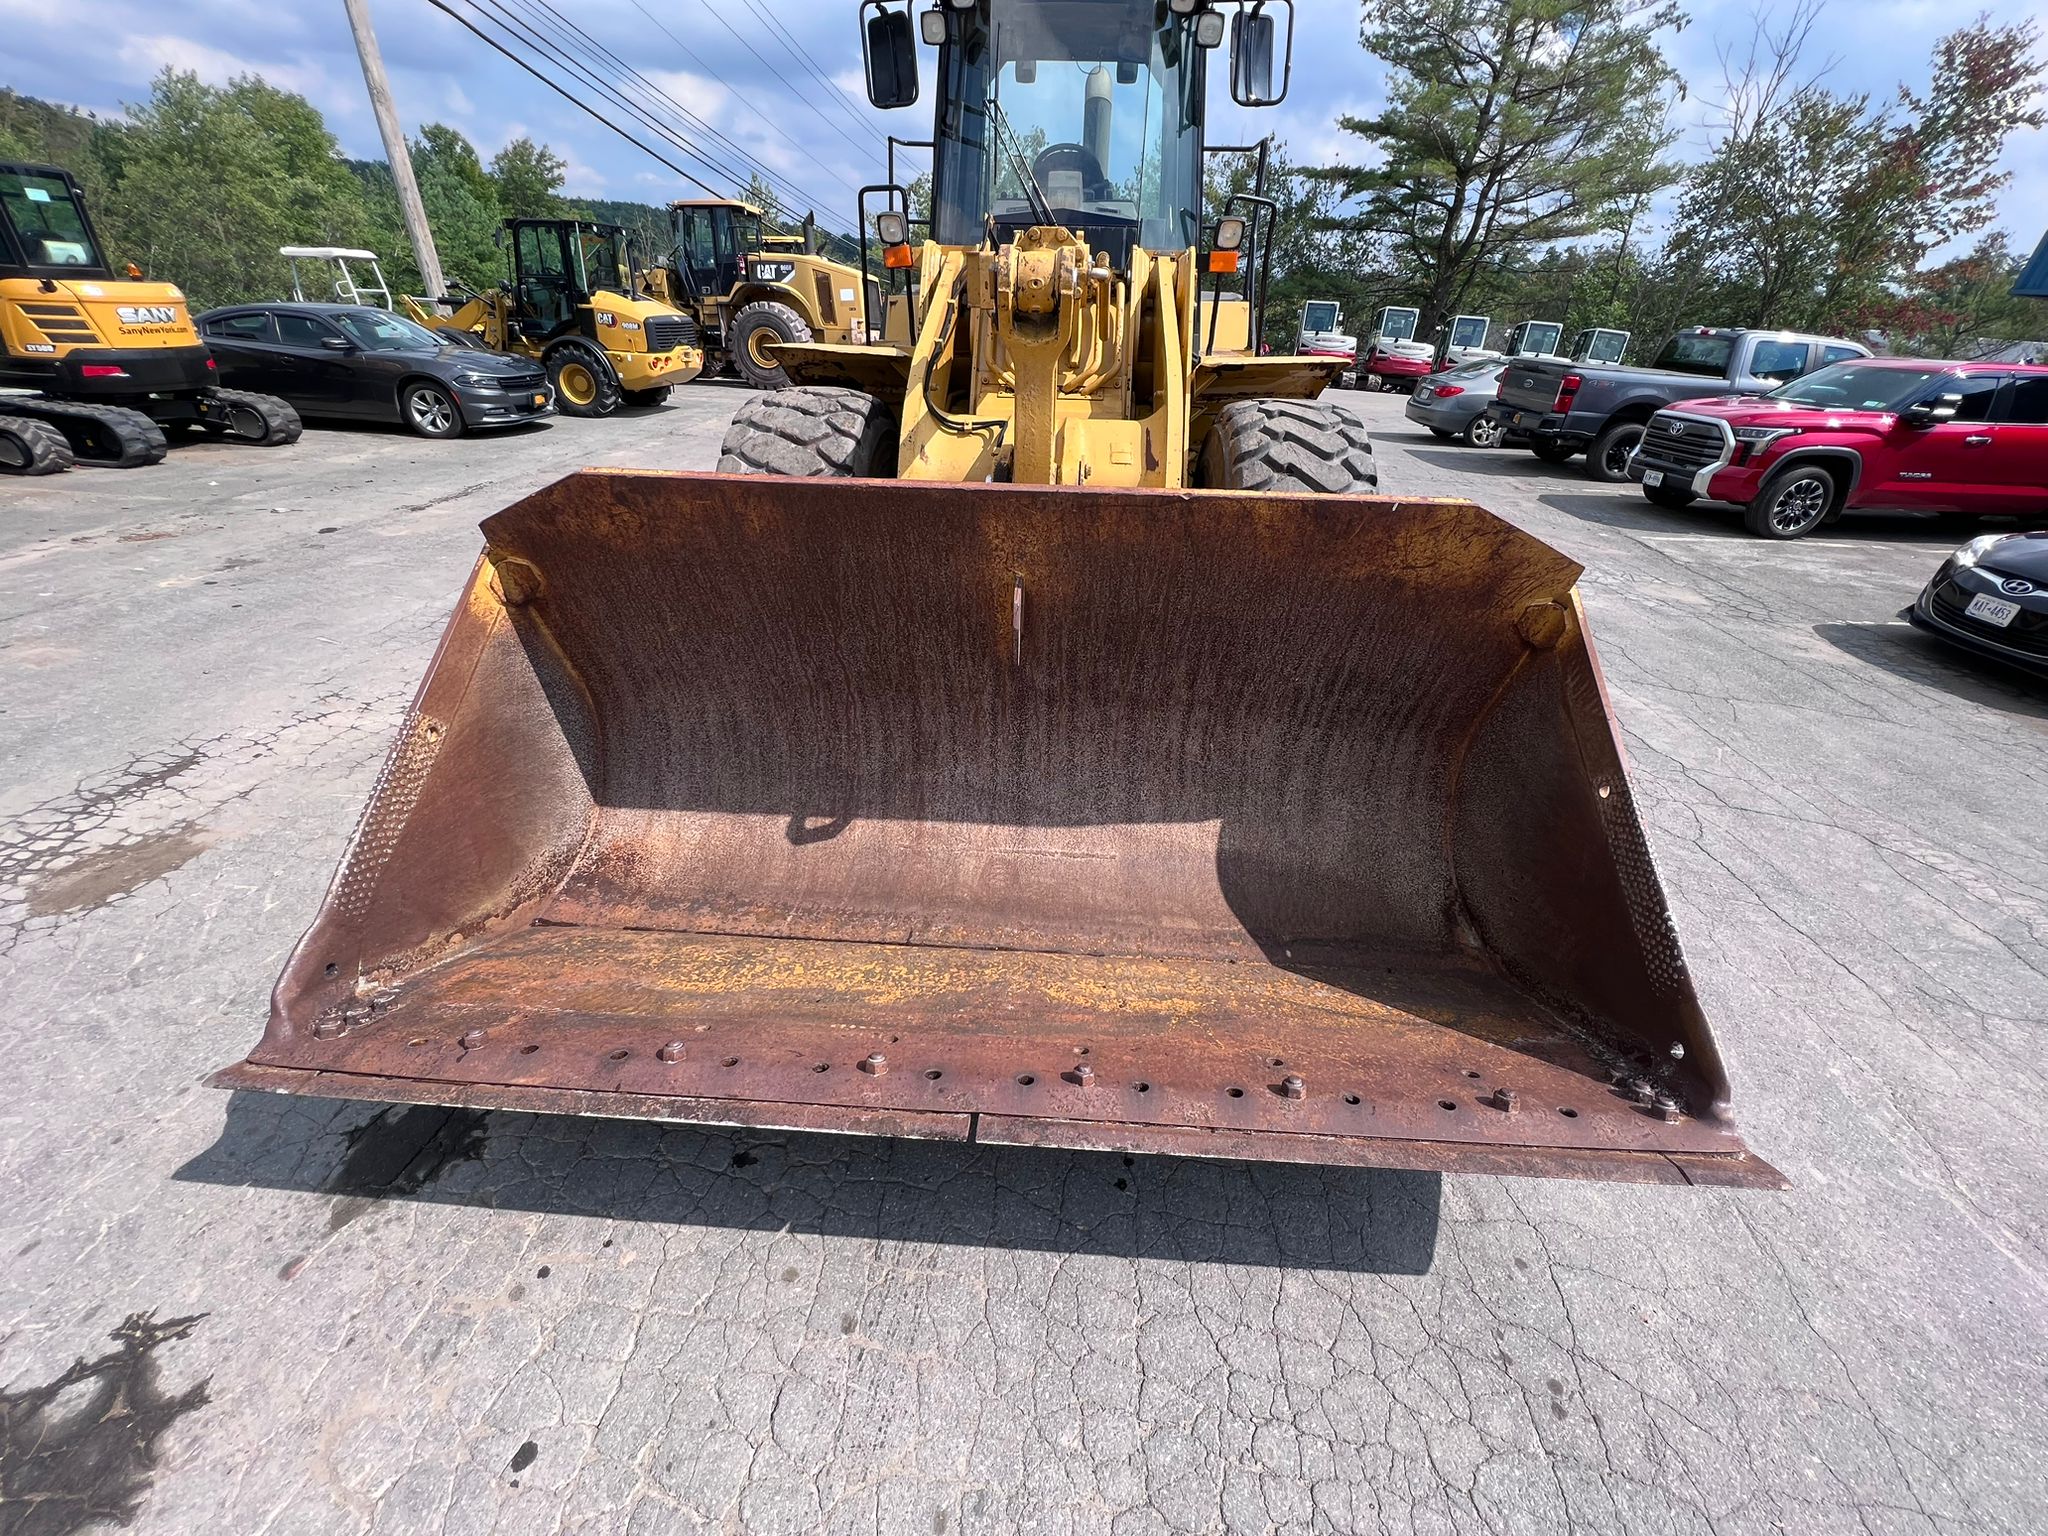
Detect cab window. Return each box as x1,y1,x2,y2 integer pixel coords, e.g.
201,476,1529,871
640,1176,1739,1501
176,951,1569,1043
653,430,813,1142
1820,345,1864,367
276,313,341,348
1917,374,2000,423
208,312,276,342
515,224,566,280
1749,341,1811,383
0,168,104,269
2003,376,2048,425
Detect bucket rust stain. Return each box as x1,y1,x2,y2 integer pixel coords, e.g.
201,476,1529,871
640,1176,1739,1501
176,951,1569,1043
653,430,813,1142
25,826,212,919
0,1312,211,1535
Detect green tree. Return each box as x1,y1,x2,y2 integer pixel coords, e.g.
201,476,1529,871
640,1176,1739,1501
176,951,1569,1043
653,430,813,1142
94,70,367,307
1664,11,2044,333
1310,0,1684,340
406,123,503,292
491,136,567,217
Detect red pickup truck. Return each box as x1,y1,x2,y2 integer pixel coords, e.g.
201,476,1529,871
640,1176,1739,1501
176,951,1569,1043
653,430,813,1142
1625,358,2048,538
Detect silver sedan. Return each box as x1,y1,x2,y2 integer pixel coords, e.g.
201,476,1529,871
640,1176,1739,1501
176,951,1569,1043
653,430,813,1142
1403,360,1513,446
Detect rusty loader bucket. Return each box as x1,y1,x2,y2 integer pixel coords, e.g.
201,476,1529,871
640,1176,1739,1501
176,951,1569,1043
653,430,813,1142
215,471,1780,1187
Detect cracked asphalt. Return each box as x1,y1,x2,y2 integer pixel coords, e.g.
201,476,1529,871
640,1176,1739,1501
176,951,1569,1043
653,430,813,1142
1,386,2043,1534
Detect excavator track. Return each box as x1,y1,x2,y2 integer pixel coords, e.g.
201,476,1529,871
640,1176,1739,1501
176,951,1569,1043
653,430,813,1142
201,388,304,447
10,398,166,468
0,413,76,475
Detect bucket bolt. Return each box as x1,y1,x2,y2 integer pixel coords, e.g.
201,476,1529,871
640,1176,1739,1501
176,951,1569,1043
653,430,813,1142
1654,1093,1683,1124
1281,1074,1306,1100
657,1041,687,1063
1073,1064,1095,1088
860,1052,888,1076
1628,1078,1657,1106
312,1014,346,1041
1492,1087,1519,1114
459,1028,487,1050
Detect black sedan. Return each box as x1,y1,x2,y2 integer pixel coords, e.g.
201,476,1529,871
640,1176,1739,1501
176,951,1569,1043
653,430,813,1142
196,303,552,438
1908,531,2048,678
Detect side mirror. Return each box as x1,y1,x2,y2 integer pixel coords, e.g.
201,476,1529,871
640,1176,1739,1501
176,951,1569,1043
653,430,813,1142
1116,60,1140,85
1230,2,1292,106
1902,393,1962,427
320,335,353,352
862,1,918,109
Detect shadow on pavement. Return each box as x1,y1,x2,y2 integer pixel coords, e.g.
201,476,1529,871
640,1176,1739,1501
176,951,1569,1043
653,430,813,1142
1402,445,1561,479
1814,619,2048,717
178,1092,1446,1276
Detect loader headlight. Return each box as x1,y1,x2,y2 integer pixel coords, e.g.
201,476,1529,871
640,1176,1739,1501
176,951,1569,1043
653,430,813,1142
1194,10,1226,45
875,211,909,246
920,8,946,44
1213,216,1245,250
1169,0,1199,12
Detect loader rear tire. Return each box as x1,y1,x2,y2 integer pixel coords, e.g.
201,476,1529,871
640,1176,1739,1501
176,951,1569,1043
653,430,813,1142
729,301,814,390
718,386,895,477
1198,398,1378,494
0,414,74,475
547,341,622,418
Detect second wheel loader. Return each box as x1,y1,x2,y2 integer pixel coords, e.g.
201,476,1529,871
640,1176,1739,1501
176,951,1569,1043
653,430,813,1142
642,199,872,390
401,217,703,416
215,0,1779,1193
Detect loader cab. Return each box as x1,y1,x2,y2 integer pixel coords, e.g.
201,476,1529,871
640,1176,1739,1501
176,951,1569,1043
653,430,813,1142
506,218,633,339
896,0,1287,265
671,199,766,300
0,162,113,279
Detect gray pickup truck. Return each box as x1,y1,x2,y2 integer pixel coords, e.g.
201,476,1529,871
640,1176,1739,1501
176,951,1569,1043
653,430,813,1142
1485,327,1872,481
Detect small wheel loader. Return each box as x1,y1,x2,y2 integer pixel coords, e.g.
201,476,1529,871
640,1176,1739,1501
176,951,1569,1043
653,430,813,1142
640,199,871,390
0,161,301,475
400,217,704,417
217,0,1780,1191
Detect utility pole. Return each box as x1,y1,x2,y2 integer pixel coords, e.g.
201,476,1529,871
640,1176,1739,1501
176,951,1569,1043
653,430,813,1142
342,0,445,298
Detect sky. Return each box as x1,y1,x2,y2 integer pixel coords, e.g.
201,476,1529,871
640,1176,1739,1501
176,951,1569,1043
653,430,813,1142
2,0,2042,256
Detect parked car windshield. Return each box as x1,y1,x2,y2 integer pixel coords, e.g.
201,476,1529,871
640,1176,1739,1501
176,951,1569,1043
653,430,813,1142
332,310,443,352
1653,333,1736,376
1767,363,1942,411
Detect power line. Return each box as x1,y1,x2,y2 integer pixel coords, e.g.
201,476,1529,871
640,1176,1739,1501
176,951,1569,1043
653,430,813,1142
430,0,858,235
734,0,921,171
679,0,885,166
493,0,853,223
424,0,857,236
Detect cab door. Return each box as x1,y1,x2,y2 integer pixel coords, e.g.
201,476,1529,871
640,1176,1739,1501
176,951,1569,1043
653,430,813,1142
512,223,573,338
1985,374,2048,515
676,207,719,299
1874,373,2005,512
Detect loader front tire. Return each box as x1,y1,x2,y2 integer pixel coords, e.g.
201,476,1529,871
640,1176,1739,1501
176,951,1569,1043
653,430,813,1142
729,301,814,390
1198,398,1378,494
718,386,896,477
547,342,621,418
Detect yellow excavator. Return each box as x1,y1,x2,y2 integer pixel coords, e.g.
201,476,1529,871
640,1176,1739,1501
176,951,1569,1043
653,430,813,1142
640,199,871,390
1,160,300,474
215,0,1779,1192
401,217,703,415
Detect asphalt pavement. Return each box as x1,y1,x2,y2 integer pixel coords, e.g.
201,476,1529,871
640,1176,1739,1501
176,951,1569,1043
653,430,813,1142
1,386,2042,1535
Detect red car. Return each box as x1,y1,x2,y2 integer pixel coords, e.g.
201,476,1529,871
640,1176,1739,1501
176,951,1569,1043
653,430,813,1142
1625,358,2048,538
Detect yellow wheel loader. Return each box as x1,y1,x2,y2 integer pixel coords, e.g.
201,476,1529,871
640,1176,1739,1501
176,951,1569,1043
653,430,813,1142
0,161,301,474
642,199,871,390
401,217,703,417
216,0,1780,1192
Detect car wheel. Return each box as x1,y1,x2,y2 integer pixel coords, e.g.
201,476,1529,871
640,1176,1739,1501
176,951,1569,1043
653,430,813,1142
1586,420,1645,483
1744,465,1838,539
1462,413,1504,448
402,380,463,439
1643,483,1696,510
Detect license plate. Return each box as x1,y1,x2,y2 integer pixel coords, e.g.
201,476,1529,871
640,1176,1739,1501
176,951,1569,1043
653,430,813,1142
1965,593,2021,628
1642,469,1664,487
1414,386,1433,400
